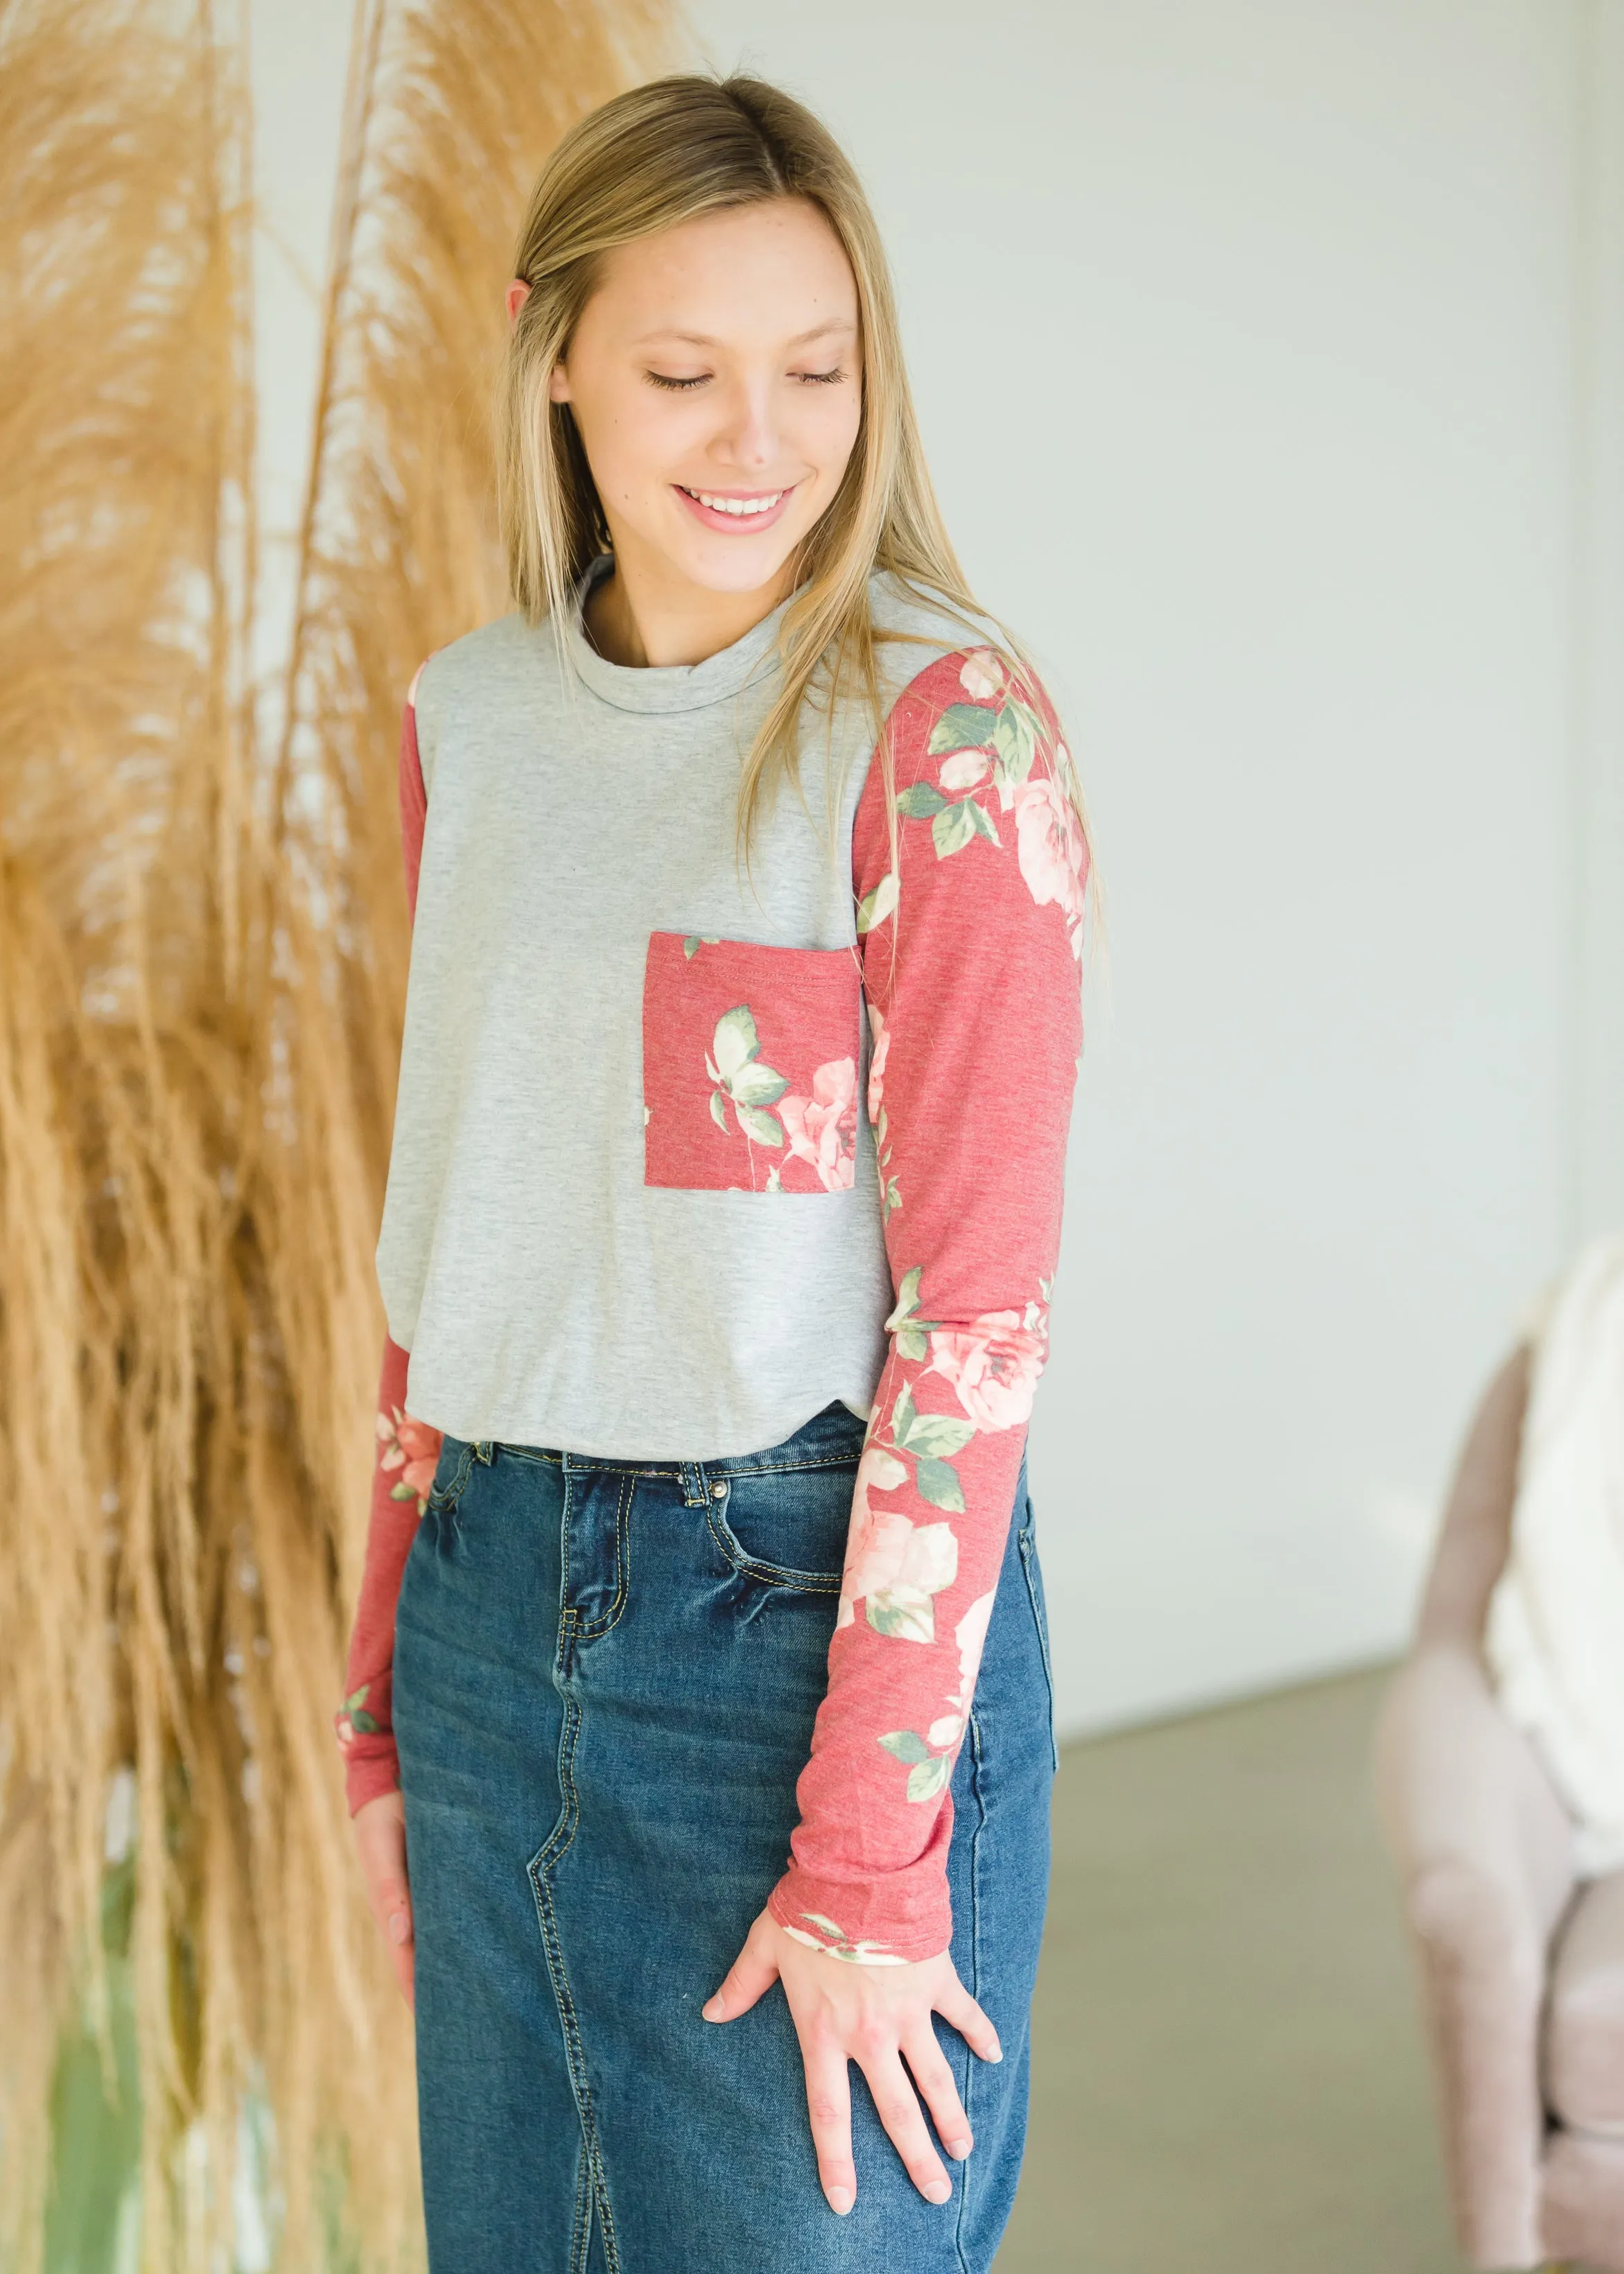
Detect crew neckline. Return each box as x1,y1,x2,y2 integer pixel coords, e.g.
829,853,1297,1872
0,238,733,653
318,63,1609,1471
561,555,795,715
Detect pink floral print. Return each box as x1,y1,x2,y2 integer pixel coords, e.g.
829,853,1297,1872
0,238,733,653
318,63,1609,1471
765,643,1085,1963
927,1299,1049,1434
866,1005,891,1125
642,932,862,1195
875,1585,999,1802
957,648,1005,703
778,1056,858,1190
866,1004,900,1220
377,1403,442,1511
339,1333,432,1812
335,703,437,1816
1015,774,1088,960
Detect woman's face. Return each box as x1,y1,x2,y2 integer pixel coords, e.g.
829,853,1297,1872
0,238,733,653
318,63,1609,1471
545,197,863,599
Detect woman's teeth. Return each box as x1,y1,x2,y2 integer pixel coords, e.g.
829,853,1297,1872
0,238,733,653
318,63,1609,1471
682,487,786,517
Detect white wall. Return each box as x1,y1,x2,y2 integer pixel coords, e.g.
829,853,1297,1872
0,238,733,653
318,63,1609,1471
255,1,1609,1738
694,0,1593,1733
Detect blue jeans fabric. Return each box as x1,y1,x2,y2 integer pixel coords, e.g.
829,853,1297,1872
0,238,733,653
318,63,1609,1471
393,1398,1056,2274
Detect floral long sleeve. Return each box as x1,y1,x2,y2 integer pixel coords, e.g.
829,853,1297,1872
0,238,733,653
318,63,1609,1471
335,689,442,1815
766,646,1086,1963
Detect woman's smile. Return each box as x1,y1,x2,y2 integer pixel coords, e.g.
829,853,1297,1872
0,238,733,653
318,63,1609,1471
673,481,797,532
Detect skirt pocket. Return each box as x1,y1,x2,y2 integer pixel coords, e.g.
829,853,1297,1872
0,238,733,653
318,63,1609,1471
640,929,862,1194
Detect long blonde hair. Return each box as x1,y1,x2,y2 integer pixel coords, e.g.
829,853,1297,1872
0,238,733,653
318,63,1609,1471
496,71,1093,880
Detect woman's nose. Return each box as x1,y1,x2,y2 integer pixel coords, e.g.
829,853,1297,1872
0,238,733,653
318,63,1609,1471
710,378,779,471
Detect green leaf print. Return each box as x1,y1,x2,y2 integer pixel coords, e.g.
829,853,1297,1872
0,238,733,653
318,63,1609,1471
683,935,721,958
993,699,1039,789
891,1382,916,1445
906,1752,954,1803
932,799,979,859
900,1411,976,1460
713,1005,760,1082
736,1103,784,1147
884,1177,902,1222
886,1268,923,1329
966,798,1002,845
867,1518,957,1642
344,1685,381,1737
927,702,999,756
856,871,899,935
879,1729,932,1764
895,1321,923,1360
867,1586,938,1643
709,1091,731,1133
730,1059,789,1109
796,1913,897,1963
914,1455,966,1513
896,782,946,819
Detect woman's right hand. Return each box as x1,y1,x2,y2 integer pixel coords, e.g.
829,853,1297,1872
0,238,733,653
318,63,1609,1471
354,1789,414,2008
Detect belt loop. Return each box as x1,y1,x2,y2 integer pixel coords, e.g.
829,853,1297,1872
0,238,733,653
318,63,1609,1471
680,1460,710,1507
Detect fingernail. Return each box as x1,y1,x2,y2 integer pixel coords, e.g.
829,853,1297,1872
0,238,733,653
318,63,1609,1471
827,2187,853,2216
388,1911,409,1945
946,2136,972,2160
986,2043,1003,2064
925,2178,952,2205
701,1995,724,2022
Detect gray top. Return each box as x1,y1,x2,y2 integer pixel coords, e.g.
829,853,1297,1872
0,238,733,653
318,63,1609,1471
376,562,966,1458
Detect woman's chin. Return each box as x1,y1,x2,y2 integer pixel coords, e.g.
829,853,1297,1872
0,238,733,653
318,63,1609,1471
638,501,818,598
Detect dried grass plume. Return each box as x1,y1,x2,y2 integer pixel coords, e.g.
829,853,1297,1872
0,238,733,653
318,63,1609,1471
0,0,667,2268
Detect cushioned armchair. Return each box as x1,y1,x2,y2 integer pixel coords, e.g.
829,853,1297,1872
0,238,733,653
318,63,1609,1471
1377,1346,1624,2270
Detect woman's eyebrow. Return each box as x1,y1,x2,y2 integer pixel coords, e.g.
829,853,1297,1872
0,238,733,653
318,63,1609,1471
631,318,858,350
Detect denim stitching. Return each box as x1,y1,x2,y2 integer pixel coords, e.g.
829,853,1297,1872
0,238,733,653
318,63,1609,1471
532,1876,619,2273
572,1472,634,1641
711,1450,864,1481
491,1449,862,1482
954,1708,987,2274
555,1463,587,1672
425,1437,476,1517
530,1859,620,2271
1018,1523,1059,1774
528,1697,622,2271
569,2140,591,2274
703,1498,842,1592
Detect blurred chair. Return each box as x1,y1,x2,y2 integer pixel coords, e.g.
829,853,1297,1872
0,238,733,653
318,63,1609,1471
1377,1344,1624,2272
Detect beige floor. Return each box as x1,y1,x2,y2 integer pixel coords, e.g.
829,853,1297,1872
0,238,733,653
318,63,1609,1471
995,1665,1472,2273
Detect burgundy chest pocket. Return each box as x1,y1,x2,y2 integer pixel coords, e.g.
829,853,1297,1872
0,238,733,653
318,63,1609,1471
642,931,862,1194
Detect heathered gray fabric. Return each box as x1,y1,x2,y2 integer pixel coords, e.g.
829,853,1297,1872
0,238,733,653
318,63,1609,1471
376,562,968,1459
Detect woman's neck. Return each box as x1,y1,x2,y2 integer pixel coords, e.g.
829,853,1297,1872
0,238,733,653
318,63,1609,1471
583,540,796,670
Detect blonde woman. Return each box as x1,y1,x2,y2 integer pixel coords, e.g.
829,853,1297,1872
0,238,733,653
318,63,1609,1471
335,72,1088,2274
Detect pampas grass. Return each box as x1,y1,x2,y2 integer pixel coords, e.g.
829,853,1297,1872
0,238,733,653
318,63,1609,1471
0,1,666,2268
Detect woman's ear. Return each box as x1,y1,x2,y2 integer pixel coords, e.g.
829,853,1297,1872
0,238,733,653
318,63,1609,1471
505,277,531,329
548,361,572,405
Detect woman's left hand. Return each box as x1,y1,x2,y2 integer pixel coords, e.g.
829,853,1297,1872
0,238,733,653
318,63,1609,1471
702,1908,1002,2216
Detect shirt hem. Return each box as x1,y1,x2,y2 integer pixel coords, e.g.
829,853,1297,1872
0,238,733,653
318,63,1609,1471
394,1371,882,1464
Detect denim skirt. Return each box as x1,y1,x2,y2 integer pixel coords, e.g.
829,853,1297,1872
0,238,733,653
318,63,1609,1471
392,1398,1056,2274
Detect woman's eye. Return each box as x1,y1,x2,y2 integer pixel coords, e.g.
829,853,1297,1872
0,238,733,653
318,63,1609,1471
794,367,846,387
645,371,710,392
